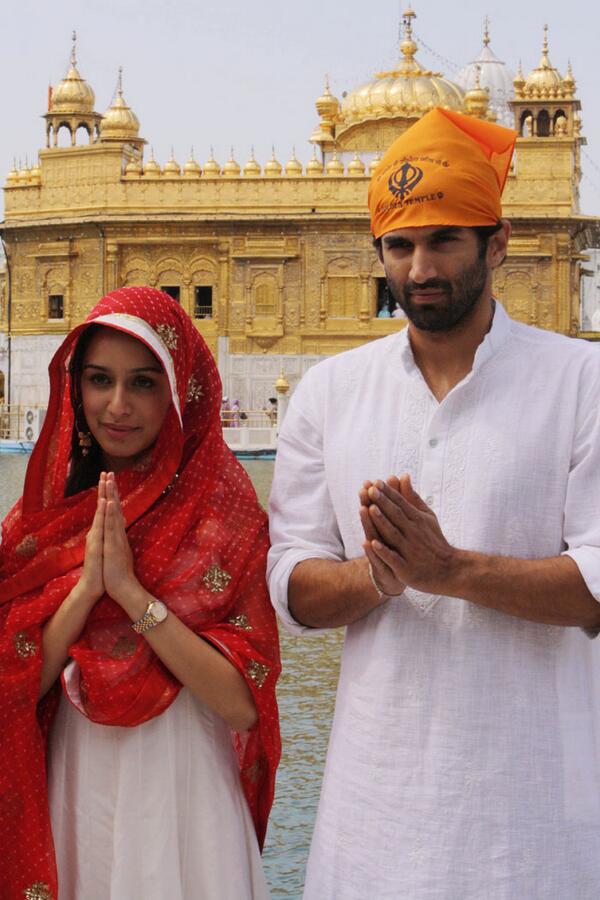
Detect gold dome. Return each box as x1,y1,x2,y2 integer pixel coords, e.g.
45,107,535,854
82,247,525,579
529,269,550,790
183,150,201,178
513,61,526,95
222,149,241,178
203,149,221,177
124,158,142,179
523,26,564,97
340,9,464,127
285,149,303,176
163,151,181,177
368,152,382,176
464,66,490,118
51,33,96,114
562,61,575,96
100,70,140,140
6,162,19,186
315,76,340,120
326,150,344,176
305,148,323,176
347,152,366,176
243,149,261,177
143,150,161,178
29,159,42,183
18,165,31,185
264,148,283,177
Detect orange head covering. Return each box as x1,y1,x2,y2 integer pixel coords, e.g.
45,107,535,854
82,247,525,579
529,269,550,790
368,107,517,239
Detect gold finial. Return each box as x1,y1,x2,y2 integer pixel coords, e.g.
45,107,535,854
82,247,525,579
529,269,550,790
400,6,418,60
71,30,77,66
275,367,290,395
117,66,123,97
403,6,416,37
483,16,490,47
542,23,549,56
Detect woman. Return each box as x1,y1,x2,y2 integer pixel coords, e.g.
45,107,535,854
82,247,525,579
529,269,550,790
0,287,281,900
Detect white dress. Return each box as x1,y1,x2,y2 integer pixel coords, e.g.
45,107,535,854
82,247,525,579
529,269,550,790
48,665,270,900
268,302,600,899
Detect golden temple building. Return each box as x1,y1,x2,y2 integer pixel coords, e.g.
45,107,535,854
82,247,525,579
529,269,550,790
1,12,600,410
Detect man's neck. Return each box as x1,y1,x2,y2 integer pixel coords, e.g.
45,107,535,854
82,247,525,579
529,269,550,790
408,293,496,403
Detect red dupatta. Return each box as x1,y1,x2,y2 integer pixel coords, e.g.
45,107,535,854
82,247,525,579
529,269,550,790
0,287,280,900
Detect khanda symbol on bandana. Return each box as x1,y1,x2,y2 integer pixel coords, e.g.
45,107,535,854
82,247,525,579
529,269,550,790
388,162,424,201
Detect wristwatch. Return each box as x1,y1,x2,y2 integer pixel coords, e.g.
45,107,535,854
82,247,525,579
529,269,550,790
131,598,168,634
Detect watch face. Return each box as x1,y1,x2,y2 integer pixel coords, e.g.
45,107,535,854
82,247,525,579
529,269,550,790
149,600,168,623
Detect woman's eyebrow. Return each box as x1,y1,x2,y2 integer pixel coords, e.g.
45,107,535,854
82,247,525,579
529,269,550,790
82,363,164,373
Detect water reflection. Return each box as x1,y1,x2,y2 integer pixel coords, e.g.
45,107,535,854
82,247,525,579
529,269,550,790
0,453,342,899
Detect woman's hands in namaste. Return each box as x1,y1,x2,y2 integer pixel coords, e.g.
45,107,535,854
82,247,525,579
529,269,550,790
79,471,137,606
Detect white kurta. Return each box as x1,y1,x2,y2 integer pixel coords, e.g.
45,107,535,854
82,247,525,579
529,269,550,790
48,666,269,900
268,303,600,900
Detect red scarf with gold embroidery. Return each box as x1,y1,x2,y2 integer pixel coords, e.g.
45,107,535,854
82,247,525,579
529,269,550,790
0,287,280,899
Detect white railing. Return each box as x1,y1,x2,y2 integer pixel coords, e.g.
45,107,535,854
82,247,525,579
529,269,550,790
0,405,276,452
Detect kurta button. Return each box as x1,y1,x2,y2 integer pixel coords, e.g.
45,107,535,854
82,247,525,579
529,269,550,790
426,496,434,506
429,438,438,447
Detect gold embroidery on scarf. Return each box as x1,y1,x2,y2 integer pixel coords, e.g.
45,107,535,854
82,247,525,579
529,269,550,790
14,632,37,659
23,883,53,900
203,565,232,593
16,534,37,558
155,323,178,351
112,635,138,659
247,660,270,688
185,375,204,404
228,613,252,631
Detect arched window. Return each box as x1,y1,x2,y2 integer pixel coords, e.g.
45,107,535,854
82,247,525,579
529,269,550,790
537,110,550,137
519,110,533,137
56,123,72,147
76,123,91,145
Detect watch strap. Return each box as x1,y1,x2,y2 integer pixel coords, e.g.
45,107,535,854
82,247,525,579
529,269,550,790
131,601,162,634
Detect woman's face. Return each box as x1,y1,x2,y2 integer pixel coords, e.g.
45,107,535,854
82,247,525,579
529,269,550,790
81,328,172,472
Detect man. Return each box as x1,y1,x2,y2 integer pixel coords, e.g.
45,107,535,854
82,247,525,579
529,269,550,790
268,108,600,899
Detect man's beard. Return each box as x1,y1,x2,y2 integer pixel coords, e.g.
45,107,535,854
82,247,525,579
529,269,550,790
387,255,489,333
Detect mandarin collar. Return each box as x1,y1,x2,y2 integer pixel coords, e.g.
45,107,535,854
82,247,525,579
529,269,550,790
397,300,511,378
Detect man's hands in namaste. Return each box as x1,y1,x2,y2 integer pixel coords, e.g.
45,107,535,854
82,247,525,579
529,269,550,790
359,474,457,597
79,471,137,606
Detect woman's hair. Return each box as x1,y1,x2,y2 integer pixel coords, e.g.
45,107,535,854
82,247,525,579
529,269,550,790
64,324,104,497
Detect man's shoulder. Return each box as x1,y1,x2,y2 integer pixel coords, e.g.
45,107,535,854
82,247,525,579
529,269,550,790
507,318,600,369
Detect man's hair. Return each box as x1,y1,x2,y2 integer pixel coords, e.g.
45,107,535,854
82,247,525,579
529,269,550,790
373,221,504,259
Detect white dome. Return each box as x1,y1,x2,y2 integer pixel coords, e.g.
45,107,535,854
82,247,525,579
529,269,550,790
457,43,515,127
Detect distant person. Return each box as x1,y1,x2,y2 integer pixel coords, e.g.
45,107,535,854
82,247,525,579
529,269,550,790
268,109,600,898
221,395,232,427
0,287,280,899
264,397,278,427
231,398,242,427
391,300,406,318
376,301,391,318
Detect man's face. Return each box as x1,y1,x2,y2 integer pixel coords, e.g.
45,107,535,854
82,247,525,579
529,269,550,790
378,225,491,333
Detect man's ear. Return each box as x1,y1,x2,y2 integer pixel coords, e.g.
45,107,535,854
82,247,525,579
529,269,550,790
488,219,511,269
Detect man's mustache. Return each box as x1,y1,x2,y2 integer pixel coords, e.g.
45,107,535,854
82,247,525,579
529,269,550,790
404,278,452,295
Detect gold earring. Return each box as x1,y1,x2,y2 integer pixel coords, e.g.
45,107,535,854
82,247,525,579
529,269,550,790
78,429,93,456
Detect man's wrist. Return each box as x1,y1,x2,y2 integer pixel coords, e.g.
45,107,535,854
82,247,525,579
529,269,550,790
443,548,480,599
368,562,393,602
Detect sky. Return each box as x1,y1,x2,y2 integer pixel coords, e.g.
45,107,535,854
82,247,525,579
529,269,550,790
2,0,600,216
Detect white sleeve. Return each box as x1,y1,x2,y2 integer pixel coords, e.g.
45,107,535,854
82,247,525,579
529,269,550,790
561,353,600,637
267,367,345,635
